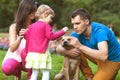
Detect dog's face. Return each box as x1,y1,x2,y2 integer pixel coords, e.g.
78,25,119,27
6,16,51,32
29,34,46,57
60,36,77,50
54,36,78,50
61,36,75,50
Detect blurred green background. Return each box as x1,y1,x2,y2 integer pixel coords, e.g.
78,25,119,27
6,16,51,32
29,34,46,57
0,0,120,37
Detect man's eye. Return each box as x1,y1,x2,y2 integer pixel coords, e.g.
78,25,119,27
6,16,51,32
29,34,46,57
76,23,80,25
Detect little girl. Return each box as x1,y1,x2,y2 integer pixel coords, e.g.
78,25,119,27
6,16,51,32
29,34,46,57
24,4,68,80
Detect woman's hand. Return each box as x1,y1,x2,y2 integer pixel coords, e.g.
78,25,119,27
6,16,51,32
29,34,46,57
18,29,26,39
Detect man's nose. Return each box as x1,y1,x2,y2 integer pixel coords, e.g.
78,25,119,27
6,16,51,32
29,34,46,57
73,25,77,29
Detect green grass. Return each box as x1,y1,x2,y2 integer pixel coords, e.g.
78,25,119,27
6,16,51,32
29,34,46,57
0,50,120,80
0,33,8,38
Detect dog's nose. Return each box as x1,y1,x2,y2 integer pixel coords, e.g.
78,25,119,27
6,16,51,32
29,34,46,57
64,41,67,44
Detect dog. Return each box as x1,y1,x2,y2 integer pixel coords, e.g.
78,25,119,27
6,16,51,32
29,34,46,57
54,36,81,80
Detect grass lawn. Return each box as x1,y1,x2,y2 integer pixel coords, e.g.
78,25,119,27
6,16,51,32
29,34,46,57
0,50,120,80
0,33,8,38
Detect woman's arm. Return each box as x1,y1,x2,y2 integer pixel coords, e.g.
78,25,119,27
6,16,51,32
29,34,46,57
9,23,25,52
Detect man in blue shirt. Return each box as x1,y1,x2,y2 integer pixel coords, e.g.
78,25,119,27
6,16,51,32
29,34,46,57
56,8,120,80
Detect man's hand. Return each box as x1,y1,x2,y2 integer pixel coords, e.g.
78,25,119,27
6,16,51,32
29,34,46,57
68,37,82,49
56,45,82,58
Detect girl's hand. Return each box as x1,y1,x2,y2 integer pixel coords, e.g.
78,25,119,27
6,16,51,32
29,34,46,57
63,27,69,32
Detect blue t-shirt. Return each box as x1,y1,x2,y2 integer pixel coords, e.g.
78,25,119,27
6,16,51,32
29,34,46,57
70,22,120,62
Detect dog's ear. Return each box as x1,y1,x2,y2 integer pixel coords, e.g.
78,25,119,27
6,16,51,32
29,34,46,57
54,36,63,44
57,36,63,42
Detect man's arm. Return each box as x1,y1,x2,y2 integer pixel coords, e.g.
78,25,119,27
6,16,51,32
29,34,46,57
70,38,108,62
78,41,108,62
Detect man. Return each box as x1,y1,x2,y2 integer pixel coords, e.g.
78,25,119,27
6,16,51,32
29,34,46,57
56,8,120,80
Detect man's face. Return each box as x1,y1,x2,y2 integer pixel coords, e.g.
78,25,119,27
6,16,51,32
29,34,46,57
71,15,89,35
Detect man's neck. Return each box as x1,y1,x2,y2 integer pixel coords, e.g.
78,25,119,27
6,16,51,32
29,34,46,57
83,25,91,40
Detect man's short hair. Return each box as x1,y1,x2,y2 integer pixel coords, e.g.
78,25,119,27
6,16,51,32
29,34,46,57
71,8,91,24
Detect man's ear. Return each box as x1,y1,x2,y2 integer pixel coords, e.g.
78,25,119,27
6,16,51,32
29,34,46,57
85,18,89,25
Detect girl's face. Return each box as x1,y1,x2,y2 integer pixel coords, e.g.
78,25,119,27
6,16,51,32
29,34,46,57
45,14,54,23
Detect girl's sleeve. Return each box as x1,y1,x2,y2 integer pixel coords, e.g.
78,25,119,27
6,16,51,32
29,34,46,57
45,24,65,40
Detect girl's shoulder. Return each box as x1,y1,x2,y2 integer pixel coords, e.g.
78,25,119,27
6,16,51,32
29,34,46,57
36,21,49,25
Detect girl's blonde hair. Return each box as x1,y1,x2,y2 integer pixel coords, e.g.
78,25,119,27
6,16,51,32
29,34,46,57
36,4,55,18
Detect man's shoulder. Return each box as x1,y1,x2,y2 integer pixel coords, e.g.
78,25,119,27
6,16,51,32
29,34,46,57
91,22,107,27
70,31,80,38
70,31,77,36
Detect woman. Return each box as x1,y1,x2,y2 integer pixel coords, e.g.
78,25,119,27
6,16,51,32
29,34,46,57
2,0,39,80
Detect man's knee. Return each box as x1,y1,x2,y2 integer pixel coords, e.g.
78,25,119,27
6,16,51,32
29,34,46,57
93,71,116,80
